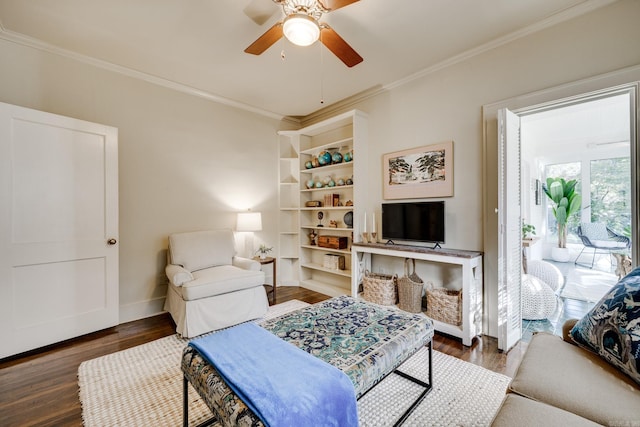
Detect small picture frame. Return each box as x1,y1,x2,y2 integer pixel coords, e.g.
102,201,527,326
383,141,454,199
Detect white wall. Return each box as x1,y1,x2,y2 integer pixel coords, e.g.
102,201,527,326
304,0,640,337
0,37,284,322
2,1,640,336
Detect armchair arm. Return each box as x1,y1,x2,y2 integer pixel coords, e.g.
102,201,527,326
232,256,262,271
166,264,194,286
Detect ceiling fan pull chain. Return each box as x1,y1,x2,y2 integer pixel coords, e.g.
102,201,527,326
319,32,324,104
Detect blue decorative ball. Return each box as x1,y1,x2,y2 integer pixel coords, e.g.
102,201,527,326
305,161,313,169
332,152,343,164
318,151,331,166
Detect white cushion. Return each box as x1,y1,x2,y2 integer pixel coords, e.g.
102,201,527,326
179,265,265,301
169,229,236,272
591,240,627,249
166,264,194,286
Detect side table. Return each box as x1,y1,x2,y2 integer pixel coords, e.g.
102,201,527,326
254,256,276,304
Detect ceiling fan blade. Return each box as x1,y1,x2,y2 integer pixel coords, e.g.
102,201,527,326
244,22,284,55
320,26,363,67
318,0,359,12
243,0,280,26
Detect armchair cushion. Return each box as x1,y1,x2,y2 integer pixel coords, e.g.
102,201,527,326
180,265,265,301
233,256,262,271
166,264,194,286
169,229,236,272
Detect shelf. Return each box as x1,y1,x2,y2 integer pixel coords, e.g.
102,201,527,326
300,162,353,174
301,206,353,211
301,245,351,255
301,184,353,192
301,226,353,231
301,262,351,277
300,137,353,155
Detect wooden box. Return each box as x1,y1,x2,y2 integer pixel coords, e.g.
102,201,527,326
318,236,348,249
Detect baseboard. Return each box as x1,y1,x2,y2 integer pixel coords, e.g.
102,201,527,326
119,297,166,324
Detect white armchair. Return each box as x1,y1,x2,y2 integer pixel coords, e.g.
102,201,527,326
163,229,268,338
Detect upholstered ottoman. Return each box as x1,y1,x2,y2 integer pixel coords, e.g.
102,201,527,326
182,295,434,426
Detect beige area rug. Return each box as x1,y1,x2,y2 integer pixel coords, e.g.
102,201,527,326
79,300,510,426
560,267,618,303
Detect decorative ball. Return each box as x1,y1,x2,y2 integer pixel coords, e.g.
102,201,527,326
346,178,353,185
312,157,320,168
337,178,345,186
315,181,323,188
343,151,352,162
305,160,313,169
306,179,315,189
343,211,353,228
318,151,332,166
328,180,336,187
323,176,331,185
331,151,343,164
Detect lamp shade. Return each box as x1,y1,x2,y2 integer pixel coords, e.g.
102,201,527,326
283,14,320,47
236,212,262,232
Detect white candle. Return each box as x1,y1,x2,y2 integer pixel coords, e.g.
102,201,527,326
363,211,367,232
372,213,376,233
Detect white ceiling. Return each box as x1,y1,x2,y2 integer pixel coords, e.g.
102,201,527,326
0,0,611,118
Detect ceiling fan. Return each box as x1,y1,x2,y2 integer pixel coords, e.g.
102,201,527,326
244,0,363,68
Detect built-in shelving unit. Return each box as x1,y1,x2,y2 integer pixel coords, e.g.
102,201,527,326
277,110,368,297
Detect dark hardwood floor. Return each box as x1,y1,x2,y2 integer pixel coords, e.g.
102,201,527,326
0,287,527,426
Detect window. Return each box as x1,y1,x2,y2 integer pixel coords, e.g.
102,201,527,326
590,157,631,236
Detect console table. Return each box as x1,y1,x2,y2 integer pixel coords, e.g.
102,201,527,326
351,242,483,346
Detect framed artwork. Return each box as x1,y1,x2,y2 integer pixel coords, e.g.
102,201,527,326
383,141,453,199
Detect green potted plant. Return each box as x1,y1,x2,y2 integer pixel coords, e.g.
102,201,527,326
542,177,582,262
255,244,273,260
522,222,536,240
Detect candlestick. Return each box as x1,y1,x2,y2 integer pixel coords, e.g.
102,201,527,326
371,213,377,242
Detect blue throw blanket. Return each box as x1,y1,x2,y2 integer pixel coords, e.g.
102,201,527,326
189,322,359,427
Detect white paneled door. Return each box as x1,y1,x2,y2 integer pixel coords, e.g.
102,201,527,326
0,103,118,358
497,108,522,352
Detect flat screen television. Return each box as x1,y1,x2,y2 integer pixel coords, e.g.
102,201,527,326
381,201,445,247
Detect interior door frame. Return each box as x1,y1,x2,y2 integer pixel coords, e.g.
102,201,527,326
482,66,640,341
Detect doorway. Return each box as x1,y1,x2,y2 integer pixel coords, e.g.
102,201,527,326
519,91,633,341
493,83,638,351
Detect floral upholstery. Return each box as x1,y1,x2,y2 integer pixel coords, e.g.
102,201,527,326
182,295,434,426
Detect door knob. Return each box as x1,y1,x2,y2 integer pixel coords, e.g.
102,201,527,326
107,238,117,245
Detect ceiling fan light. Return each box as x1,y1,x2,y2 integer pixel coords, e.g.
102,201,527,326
283,14,320,47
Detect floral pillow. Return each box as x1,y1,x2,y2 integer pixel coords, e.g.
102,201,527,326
570,267,640,385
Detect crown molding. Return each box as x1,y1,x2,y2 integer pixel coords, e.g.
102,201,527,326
301,0,618,125
0,0,615,128
0,26,300,125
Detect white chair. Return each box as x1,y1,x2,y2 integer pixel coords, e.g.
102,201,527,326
163,229,268,338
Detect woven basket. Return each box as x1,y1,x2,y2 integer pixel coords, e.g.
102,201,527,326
426,282,462,326
362,270,397,305
398,259,424,313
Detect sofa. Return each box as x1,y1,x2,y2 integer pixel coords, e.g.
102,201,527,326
164,229,268,338
492,267,640,426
